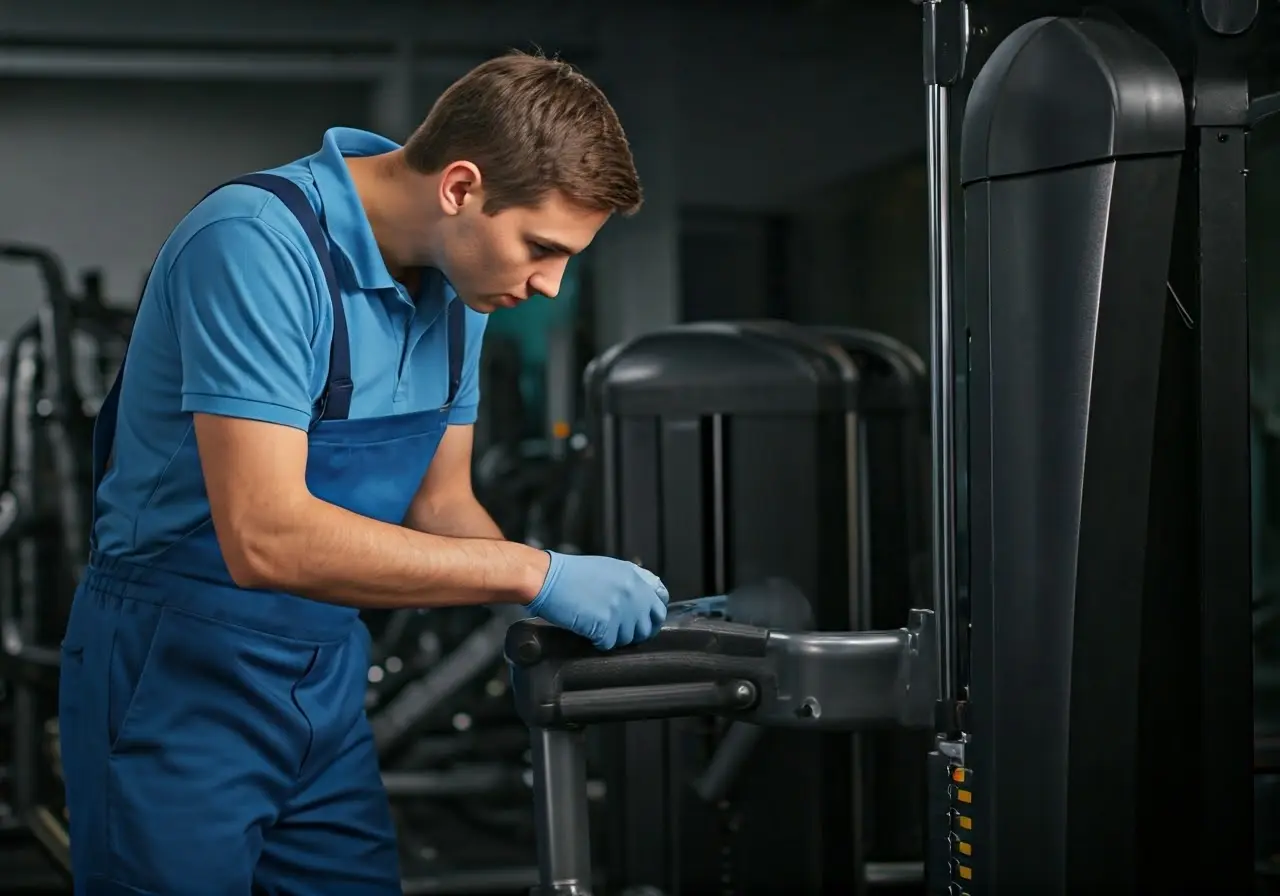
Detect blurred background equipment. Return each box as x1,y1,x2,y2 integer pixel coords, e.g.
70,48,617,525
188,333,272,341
0,244,132,890
578,319,928,894
0,1,1273,895
0,3,935,877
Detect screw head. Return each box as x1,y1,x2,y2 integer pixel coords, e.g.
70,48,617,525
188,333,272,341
514,635,542,666
797,697,822,720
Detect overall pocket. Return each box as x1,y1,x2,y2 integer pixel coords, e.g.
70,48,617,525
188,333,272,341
58,583,113,842
106,598,169,753
57,639,87,797
107,604,325,761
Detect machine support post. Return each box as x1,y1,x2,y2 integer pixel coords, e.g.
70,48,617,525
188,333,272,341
529,726,595,896
919,4,969,891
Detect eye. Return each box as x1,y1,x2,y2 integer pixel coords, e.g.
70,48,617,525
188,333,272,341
528,242,553,260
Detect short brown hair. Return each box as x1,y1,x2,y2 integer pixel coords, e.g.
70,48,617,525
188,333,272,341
404,51,642,217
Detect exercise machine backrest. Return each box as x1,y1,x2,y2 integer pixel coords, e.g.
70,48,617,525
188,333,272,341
585,321,863,895
957,15,1183,894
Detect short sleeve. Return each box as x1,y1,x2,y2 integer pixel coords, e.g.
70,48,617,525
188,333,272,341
446,304,489,425
166,217,322,430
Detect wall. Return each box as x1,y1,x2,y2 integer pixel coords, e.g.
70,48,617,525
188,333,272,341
674,5,924,209
788,155,931,355
0,0,926,345
0,80,369,336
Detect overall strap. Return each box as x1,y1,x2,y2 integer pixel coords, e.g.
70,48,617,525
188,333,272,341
445,297,466,408
91,173,352,518
224,173,352,421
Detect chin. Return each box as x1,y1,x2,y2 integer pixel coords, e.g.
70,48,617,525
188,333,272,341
457,295,498,314
451,292,484,310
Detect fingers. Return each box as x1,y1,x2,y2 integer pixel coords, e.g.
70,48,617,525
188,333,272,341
621,619,642,648
633,564,670,605
626,597,667,646
650,599,667,631
589,562,671,651
633,613,654,643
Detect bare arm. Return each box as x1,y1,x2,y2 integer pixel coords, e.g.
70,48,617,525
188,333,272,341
403,424,503,540
398,423,511,606
195,413,549,608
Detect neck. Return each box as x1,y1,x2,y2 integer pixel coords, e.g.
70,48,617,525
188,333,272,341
346,152,438,280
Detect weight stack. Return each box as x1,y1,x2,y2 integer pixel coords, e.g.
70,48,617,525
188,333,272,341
586,320,924,895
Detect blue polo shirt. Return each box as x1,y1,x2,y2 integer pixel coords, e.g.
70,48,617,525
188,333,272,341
93,127,488,561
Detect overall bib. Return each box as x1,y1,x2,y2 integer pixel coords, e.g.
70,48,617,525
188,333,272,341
58,173,465,895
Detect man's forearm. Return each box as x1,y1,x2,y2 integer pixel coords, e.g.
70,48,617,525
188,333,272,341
403,492,505,540
227,494,546,609
398,492,517,608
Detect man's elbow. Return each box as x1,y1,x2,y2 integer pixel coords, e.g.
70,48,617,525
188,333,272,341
215,505,309,591
404,485,474,531
222,544,278,591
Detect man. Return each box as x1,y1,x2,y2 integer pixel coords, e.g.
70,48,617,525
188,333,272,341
58,52,669,895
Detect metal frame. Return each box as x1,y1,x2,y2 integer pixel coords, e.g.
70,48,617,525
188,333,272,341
1251,107,1280,785
927,1,1261,891
507,605,938,896
1190,10,1258,892
920,0,963,721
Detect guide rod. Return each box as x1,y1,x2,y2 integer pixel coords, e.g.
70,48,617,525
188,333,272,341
920,0,967,708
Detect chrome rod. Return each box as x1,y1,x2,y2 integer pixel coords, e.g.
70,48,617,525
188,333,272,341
924,0,958,705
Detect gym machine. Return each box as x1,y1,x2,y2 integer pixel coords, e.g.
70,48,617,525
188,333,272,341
509,584,937,895
0,245,133,879
574,318,928,894
508,1,1270,894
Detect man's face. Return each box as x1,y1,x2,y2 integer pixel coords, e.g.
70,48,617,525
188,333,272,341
438,186,610,314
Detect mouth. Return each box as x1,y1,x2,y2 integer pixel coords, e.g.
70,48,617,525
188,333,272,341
496,294,522,309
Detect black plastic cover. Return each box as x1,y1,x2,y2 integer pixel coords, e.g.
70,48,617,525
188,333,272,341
960,12,1185,892
961,16,1186,184
818,327,926,415
586,321,858,417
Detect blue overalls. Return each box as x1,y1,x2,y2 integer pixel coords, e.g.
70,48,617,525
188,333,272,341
58,173,465,895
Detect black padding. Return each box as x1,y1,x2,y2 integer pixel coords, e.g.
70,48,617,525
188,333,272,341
961,16,1185,184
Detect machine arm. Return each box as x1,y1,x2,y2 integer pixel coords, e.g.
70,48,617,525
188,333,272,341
506,590,938,896
506,606,938,732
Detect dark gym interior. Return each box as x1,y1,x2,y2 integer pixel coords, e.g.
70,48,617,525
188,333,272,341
0,0,1275,894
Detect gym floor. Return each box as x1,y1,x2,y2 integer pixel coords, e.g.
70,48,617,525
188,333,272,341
0,828,67,894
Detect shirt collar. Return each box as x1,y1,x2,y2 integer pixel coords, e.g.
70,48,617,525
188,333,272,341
308,127,401,292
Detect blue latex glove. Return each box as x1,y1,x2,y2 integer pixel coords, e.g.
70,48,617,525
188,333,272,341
527,551,670,650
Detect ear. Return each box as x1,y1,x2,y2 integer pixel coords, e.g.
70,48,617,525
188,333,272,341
437,161,483,216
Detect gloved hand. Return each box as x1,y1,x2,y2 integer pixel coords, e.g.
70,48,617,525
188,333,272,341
527,551,669,651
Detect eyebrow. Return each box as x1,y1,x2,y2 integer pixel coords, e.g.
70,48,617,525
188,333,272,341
530,236,577,256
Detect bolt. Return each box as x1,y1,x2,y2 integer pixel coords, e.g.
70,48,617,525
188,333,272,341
797,697,822,719
515,636,542,666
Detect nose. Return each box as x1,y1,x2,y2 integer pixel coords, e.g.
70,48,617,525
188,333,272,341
528,260,568,300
